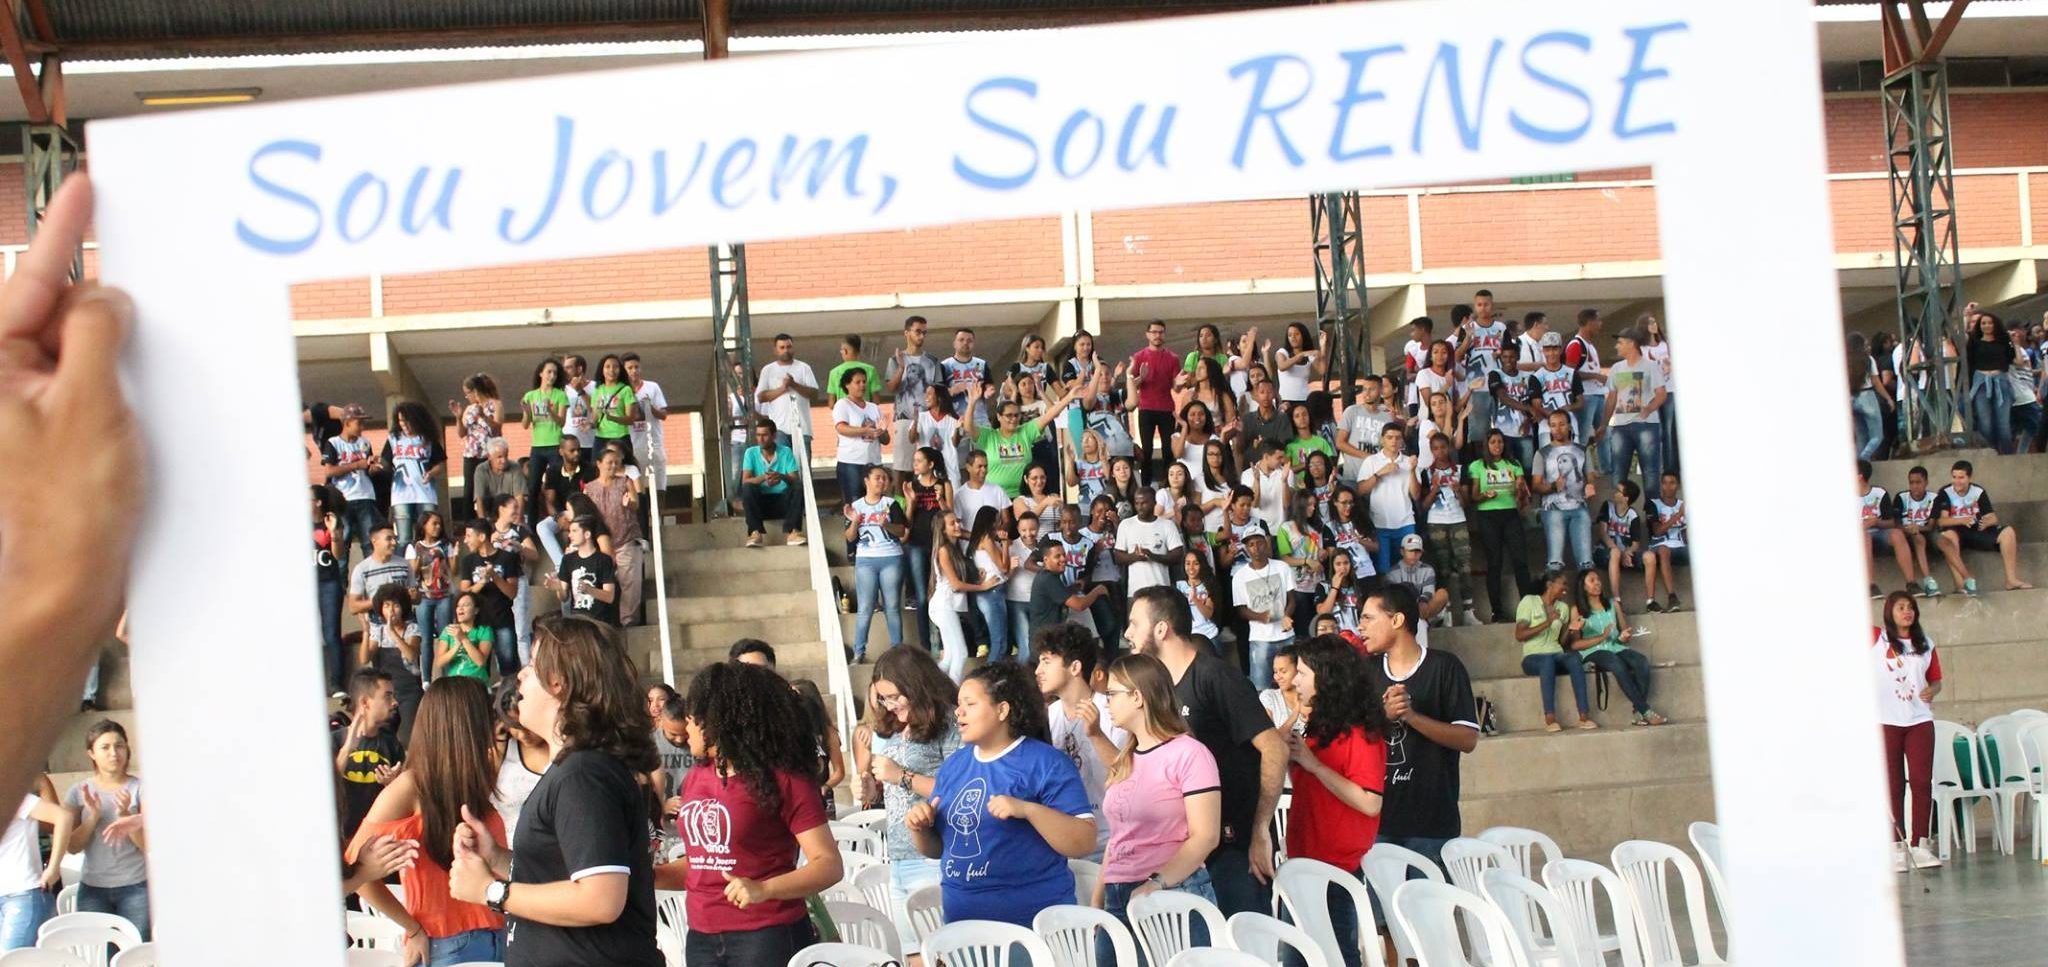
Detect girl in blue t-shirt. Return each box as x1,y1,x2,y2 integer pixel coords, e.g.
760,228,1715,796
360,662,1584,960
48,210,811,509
907,662,1095,929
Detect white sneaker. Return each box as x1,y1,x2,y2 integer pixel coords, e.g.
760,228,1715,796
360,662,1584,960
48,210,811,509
1461,609,1484,627
1910,842,1942,869
1892,842,1909,873
1435,612,1454,629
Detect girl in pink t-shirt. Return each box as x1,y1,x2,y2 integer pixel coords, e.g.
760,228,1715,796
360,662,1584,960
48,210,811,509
1099,654,1222,963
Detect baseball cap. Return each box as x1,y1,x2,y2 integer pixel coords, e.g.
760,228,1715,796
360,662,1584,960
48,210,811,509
1539,331,1563,349
339,403,368,421
1400,534,1425,552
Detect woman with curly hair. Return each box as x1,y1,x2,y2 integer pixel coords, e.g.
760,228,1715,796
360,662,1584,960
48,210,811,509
349,677,507,966
657,660,842,966
907,661,1095,932
866,646,962,946
446,616,662,967
1283,634,1388,967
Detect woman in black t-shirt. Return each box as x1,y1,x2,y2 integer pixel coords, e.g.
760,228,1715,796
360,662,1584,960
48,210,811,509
448,615,662,967
902,446,952,651
1966,312,2018,453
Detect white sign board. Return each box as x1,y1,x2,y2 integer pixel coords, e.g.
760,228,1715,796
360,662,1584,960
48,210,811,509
85,0,1897,963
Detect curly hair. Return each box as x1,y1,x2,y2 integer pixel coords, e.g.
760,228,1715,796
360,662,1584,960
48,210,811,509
1296,634,1388,746
964,660,1050,745
685,661,822,812
530,615,657,773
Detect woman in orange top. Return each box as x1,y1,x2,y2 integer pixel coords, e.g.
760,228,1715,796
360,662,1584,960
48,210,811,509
347,677,506,966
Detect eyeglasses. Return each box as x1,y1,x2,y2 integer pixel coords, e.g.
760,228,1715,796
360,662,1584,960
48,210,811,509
1104,687,1136,699
878,693,908,709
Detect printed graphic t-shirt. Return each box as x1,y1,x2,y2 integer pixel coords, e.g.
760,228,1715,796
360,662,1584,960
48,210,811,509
676,767,829,933
1364,647,1477,840
929,737,1093,927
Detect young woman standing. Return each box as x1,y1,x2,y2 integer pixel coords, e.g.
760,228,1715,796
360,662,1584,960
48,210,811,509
386,401,447,547
902,447,952,650
1275,322,1321,404
968,506,1015,663
1172,401,1223,480
657,661,843,966
1098,653,1223,964
446,616,663,967
929,511,997,683
450,373,505,509
1276,491,1329,636
1469,429,1532,623
350,678,507,966
1284,636,1388,967
867,647,964,948
410,510,458,658
64,721,148,939
521,357,570,526
845,465,910,662
590,354,641,466
1196,440,1237,535
833,369,889,510
907,662,1096,931
1874,591,1943,870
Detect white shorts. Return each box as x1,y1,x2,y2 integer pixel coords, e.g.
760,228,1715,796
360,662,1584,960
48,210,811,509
892,418,917,471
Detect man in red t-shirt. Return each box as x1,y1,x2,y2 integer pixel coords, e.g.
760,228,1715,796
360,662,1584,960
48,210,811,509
1130,319,1181,486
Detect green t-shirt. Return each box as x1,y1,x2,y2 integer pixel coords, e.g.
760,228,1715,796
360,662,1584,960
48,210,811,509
827,361,881,402
1580,604,1623,655
522,388,569,447
438,625,493,680
591,382,636,439
1469,459,1522,512
743,444,801,495
1183,351,1229,374
1285,436,1335,484
976,421,1044,498
1516,595,1573,658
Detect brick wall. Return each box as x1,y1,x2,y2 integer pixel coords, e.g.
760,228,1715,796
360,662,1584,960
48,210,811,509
1419,186,1661,267
1092,197,1409,285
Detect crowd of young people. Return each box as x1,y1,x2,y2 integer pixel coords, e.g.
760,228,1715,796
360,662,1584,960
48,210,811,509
1851,305,2048,461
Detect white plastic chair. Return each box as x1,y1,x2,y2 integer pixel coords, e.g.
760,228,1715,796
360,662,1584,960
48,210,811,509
1273,857,1385,967
789,941,897,967
0,951,88,967
822,859,893,915
1225,911,1328,967
1931,719,1997,858
54,886,76,917
1270,792,1293,869
1129,888,1227,967
33,928,133,967
1479,868,1587,967
107,947,155,967
923,919,1058,967
2019,719,2048,861
57,854,81,889
1978,713,2036,854
1391,880,1532,967
345,911,408,950
35,916,138,949
1035,904,1138,967
826,900,903,960
1684,822,1731,940
839,807,887,831
1610,841,1726,967
1164,951,1267,967
832,822,887,859
907,884,946,943
657,923,683,967
1069,858,1102,906
346,952,401,967
1442,838,1512,964
655,888,689,954
1542,860,1645,967
1362,841,1445,966
1479,827,1608,954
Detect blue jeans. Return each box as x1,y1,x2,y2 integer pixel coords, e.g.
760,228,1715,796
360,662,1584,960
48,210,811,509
319,577,347,692
1506,436,1535,475
2013,401,2044,454
1102,868,1217,967
1010,602,1035,664
1973,370,2015,453
77,881,150,941
1853,389,1887,462
1540,506,1592,572
973,591,1012,661
392,503,433,546
342,499,381,561
0,888,51,950
1469,387,1496,447
685,918,818,967
1522,652,1589,717
1579,394,1608,473
904,547,931,649
1605,420,1663,494
1375,524,1415,575
429,927,504,966
416,597,453,675
853,555,905,658
1658,396,1680,472
1250,638,1286,689
1204,844,1271,919
835,463,871,513
493,626,520,678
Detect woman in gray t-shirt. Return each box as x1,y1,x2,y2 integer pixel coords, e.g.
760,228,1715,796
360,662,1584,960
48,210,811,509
63,720,149,939
865,647,963,947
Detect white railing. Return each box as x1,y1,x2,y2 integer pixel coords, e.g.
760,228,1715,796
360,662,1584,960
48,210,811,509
647,479,677,689
789,420,858,773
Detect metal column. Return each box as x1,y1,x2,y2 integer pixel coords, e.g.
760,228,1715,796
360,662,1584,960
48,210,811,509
1880,0,1971,452
21,122,81,281
700,0,754,518
1311,191,1373,405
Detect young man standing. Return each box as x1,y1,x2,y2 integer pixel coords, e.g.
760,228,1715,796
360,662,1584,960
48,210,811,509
1564,309,1608,469
1401,316,1435,416
459,518,523,676
1231,533,1294,688
939,328,990,427
623,352,670,492
1335,378,1395,488
1131,320,1183,485
1463,290,1507,442
1081,497,1127,647
1357,583,1479,872
1528,332,1585,449
550,517,620,626
825,334,879,404
1113,487,1183,597
1859,459,1917,599
1034,623,1129,860
1488,340,1540,471
1602,326,1668,495
1358,424,1423,574
1516,312,1551,374
1237,379,1294,468
348,523,415,633
1027,542,1111,633
320,403,381,560
332,668,403,842
886,315,943,483
1934,460,2034,594
1125,585,1288,920
739,418,806,548
754,333,822,455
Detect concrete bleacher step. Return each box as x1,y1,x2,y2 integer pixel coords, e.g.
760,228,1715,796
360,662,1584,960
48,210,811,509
1461,721,1707,800
1872,542,2048,590
668,590,819,624
1470,665,1706,734
1462,777,1717,861
665,543,814,576
1871,450,2048,497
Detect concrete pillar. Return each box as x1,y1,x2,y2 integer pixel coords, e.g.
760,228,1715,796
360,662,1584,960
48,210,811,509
1366,282,1428,371
1962,259,2039,316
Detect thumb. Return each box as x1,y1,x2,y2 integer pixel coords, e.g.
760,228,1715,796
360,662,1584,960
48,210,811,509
51,288,133,399
721,871,737,883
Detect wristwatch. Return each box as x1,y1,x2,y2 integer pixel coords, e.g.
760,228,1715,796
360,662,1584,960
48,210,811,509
485,878,512,914
899,771,918,792
1146,872,1174,889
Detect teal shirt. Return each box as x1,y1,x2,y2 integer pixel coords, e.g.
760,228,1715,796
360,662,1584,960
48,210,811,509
743,444,801,495
1581,604,1624,654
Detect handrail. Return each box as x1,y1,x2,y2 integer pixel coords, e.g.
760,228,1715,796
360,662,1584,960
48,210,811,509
788,418,859,788
647,475,676,689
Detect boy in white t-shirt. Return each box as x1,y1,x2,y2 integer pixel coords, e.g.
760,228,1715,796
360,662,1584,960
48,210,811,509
1231,532,1295,690
1357,423,1422,574
1240,442,1291,529
1033,625,1129,859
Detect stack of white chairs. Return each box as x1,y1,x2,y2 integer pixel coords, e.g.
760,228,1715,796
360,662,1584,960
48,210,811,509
1224,911,1327,967
36,913,142,967
1391,879,1531,967
1610,841,1727,967
2016,717,2048,860
654,888,687,967
1128,889,1227,967
825,899,903,960
1363,841,1445,966
831,822,886,860
1270,792,1293,870
1273,857,1385,967
1034,904,1137,967
924,920,1058,967
1976,712,2040,853
906,884,946,942
1544,859,1646,967
1685,822,1731,941
1931,719,1999,859
788,941,897,967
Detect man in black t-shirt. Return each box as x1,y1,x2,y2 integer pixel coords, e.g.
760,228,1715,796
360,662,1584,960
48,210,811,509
331,668,402,843
551,518,621,626
1358,583,1478,872
1126,585,1287,918
459,519,524,675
